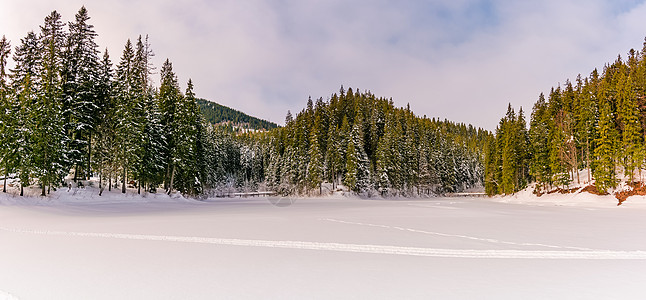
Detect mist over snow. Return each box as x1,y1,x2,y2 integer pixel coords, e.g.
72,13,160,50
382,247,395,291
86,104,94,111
2,0,646,129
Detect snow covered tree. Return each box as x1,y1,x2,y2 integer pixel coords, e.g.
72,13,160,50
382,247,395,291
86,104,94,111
157,59,181,192
94,48,116,194
11,31,41,196
114,39,144,193
172,79,203,195
306,130,324,194
33,10,67,195
344,122,370,193
62,6,101,181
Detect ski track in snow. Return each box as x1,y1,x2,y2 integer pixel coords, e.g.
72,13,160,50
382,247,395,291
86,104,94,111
322,218,595,251
2,226,646,259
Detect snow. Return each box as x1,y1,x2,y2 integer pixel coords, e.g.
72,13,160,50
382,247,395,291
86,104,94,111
2,188,646,299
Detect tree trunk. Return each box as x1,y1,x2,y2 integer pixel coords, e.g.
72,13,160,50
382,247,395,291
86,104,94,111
3,169,6,193
137,179,141,195
586,139,591,184
164,164,170,191
99,172,103,196
168,164,176,195
74,163,78,182
87,133,92,180
122,168,126,194
41,183,46,197
20,184,23,196
108,175,112,192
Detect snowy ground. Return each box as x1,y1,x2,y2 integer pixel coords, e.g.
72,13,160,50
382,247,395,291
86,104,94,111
2,188,646,299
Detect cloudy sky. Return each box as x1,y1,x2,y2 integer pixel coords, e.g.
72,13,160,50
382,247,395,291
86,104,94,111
2,0,646,130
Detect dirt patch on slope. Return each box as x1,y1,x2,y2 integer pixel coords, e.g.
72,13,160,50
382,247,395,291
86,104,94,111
615,182,646,205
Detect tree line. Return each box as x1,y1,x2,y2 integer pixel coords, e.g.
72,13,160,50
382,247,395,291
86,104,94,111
263,89,488,196
485,38,646,195
0,7,488,198
0,7,215,196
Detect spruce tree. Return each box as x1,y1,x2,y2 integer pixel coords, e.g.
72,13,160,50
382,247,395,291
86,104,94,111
617,72,642,182
0,36,13,193
344,123,370,193
11,31,41,196
593,98,618,193
306,131,324,194
529,93,551,192
62,6,101,181
500,104,516,194
94,48,115,194
114,39,143,193
33,10,67,195
158,59,181,192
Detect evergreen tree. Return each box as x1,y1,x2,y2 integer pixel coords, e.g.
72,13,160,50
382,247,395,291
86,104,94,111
306,130,324,194
0,35,13,193
114,39,143,193
94,48,115,194
33,10,67,195
593,98,618,193
62,6,101,181
11,31,41,196
344,122,370,193
500,104,517,194
616,71,642,182
158,59,181,192
529,93,551,192
173,78,202,195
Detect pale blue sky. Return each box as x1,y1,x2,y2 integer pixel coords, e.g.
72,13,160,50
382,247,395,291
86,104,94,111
2,0,646,130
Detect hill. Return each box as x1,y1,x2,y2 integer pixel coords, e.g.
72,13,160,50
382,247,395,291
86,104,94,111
197,98,279,131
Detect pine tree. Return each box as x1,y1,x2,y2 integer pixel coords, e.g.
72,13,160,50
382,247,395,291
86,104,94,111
11,31,41,196
158,59,181,192
114,39,143,193
0,35,13,193
33,10,67,196
593,98,618,193
306,130,324,194
529,93,551,192
344,122,370,193
500,104,517,194
617,72,642,182
484,134,498,195
94,48,115,194
62,6,101,181
173,78,202,195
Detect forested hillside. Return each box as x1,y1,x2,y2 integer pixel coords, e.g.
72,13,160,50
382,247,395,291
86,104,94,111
197,98,278,131
485,38,646,196
264,89,489,196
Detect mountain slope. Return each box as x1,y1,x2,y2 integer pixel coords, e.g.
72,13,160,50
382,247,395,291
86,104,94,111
197,98,279,131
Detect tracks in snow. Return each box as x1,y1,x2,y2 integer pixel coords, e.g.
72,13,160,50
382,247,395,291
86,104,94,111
2,226,646,259
322,218,594,251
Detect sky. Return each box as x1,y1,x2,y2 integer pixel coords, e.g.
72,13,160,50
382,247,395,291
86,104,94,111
2,0,646,130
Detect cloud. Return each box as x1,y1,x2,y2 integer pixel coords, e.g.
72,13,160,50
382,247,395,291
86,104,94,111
2,0,646,129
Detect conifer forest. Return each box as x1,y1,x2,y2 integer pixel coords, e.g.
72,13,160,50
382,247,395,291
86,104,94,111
0,7,488,198
485,39,646,196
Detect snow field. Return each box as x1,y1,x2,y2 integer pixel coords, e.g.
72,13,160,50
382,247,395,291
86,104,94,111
2,193,646,299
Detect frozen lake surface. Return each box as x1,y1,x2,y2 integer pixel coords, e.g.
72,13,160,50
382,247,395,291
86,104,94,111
1,194,646,299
